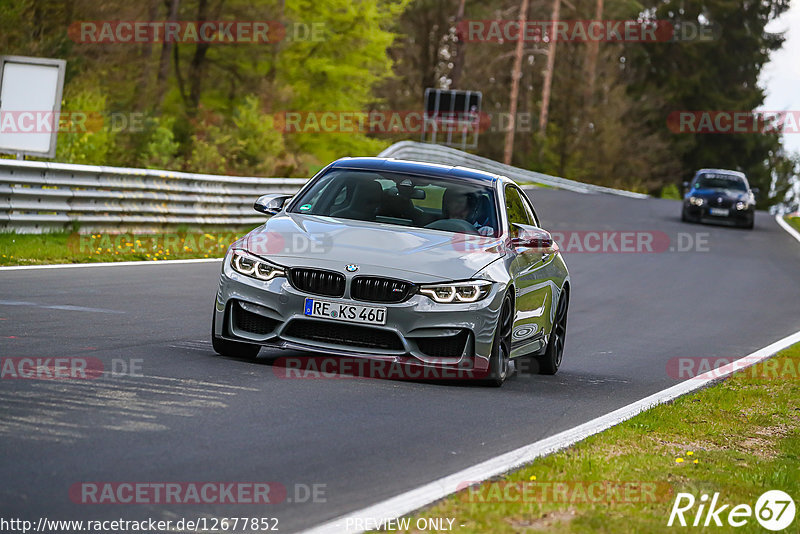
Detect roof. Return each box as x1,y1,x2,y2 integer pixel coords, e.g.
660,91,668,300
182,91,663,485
695,168,746,178
329,157,499,184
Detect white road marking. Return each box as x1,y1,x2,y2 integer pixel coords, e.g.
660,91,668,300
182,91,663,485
303,328,800,534
776,215,800,244
0,373,259,443
0,300,125,314
0,258,222,271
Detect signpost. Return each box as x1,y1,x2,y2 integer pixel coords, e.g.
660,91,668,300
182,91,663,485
0,56,67,159
422,88,481,150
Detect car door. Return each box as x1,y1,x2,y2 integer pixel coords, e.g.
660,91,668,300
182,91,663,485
503,185,553,356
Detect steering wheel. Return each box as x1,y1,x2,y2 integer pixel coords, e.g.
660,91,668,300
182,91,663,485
424,218,479,235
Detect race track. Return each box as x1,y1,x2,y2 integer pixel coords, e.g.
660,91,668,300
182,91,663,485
1,188,799,532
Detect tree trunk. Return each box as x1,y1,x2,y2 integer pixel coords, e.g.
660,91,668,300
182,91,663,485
449,0,467,89
539,0,560,138
138,0,161,109
583,0,603,109
503,0,530,165
186,0,225,116
155,0,180,110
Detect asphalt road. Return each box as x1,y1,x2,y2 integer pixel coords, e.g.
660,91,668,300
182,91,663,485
1,189,799,533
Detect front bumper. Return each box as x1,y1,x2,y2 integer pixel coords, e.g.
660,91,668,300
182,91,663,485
213,258,506,375
684,204,753,225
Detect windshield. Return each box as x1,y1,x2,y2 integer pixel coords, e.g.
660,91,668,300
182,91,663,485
693,173,748,191
289,169,499,237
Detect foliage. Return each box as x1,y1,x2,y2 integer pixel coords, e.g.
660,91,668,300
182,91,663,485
659,183,681,200
0,0,403,177
0,0,795,206
55,86,115,165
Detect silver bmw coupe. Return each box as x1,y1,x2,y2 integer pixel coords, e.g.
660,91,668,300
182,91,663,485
212,158,570,386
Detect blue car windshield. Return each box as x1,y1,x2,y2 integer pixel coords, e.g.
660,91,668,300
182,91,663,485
694,173,747,191
289,169,499,237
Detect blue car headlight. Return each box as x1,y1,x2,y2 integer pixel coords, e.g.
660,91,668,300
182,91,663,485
735,201,747,211
419,280,493,303
689,196,705,206
230,249,285,281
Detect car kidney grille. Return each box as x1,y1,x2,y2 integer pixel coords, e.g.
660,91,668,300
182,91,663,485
288,268,345,297
283,319,404,351
351,276,413,303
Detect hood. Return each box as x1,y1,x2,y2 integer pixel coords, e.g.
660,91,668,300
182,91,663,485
690,188,748,202
237,213,505,282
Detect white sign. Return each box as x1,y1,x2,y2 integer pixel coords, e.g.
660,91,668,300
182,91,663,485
0,56,66,158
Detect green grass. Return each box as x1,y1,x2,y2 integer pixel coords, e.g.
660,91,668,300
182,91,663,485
0,227,258,266
786,216,800,233
659,184,681,200
393,345,800,533
517,181,556,189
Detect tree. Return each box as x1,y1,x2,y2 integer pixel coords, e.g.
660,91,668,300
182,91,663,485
626,0,792,204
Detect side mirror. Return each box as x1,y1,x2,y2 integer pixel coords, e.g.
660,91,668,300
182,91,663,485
254,194,292,216
510,225,558,254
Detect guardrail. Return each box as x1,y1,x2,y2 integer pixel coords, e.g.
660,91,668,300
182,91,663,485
0,159,307,233
1,141,646,233
378,141,649,199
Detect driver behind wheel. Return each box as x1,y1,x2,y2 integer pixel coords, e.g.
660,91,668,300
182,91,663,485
443,189,495,236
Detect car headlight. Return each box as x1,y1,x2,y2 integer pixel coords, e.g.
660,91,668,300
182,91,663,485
230,249,285,281
689,196,705,206
735,201,747,211
419,280,493,303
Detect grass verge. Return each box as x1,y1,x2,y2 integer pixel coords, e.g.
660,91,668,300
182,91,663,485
393,344,800,533
0,227,257,266
785,216,800,234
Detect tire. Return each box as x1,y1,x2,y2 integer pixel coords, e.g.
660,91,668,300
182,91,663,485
483,294,513,387
211,308,261,359
536,289,568,375
743,215,754,230
681,208,688,222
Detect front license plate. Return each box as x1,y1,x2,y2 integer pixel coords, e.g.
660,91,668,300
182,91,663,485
709,208,729,216
304,298,387,325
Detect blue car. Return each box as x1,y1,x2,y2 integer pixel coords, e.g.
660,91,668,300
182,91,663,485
681,169,757,229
